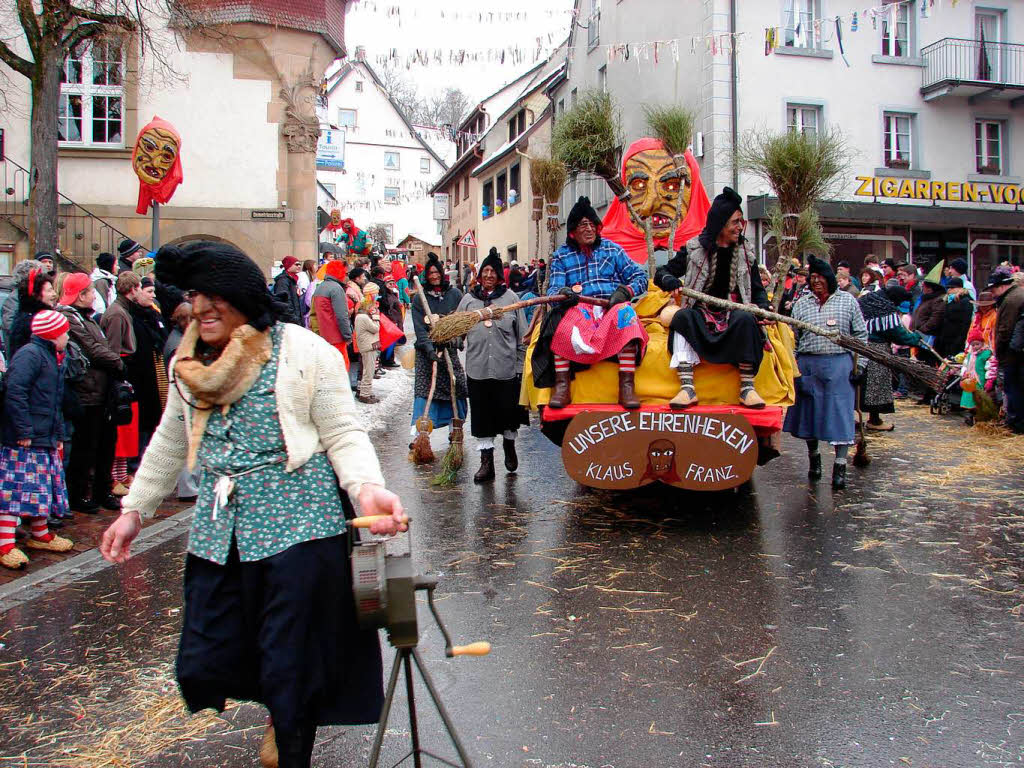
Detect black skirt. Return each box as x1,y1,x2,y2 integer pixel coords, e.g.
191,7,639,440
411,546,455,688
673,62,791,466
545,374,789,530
176,534,384,733
668,305,765,369
468,376,529,438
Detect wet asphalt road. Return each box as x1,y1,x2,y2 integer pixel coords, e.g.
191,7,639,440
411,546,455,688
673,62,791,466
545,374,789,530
0,402,1021,768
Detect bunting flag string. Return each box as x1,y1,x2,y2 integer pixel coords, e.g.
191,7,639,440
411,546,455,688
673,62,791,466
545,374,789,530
765,0,939,57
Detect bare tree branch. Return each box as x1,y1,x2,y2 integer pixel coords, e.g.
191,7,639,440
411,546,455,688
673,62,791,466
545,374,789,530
15,0,42,57
70,6,138,31
0,38,34,78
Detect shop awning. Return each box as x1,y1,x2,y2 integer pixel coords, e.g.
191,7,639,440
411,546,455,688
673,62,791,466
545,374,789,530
747,196,1024,230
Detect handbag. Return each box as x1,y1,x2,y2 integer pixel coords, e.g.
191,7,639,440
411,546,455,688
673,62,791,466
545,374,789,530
109,380,136,426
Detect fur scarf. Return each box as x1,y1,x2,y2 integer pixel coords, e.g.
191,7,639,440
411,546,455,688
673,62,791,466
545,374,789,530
173,320,273,468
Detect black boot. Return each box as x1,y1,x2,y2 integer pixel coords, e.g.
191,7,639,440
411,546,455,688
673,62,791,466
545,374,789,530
831,463,847,490
474,449,495,483
808,453,822,480
503,438,518,473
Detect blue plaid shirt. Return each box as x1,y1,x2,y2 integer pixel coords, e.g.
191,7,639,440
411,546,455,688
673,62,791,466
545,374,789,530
545,239,648,300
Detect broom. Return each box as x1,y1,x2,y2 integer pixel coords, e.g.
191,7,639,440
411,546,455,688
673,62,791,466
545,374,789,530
430,294,610,344
644,104,697,279
852,354,871,468
411,274,466,485
432,348,464,486
409,361,436,464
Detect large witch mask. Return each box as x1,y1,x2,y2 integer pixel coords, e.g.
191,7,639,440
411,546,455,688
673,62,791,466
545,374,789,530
132,116,183,214
601,138,711,264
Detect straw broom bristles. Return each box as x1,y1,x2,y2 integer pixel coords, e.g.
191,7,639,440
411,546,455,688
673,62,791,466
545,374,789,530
530,157,568,204
432,348,464,485
430,295,610,344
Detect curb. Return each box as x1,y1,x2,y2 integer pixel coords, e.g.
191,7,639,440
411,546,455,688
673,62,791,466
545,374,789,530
0,507,195,614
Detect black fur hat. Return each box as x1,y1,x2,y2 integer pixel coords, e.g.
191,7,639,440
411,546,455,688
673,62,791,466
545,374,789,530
155,241,279,330
566,196,600,233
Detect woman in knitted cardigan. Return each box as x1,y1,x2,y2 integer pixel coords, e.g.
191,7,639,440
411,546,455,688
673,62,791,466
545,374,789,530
100,242,406,768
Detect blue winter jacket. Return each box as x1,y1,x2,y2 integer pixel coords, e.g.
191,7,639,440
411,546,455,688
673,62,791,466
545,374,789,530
2,336,66,448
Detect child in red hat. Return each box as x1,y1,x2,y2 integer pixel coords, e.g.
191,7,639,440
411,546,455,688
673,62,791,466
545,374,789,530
960,326,994,426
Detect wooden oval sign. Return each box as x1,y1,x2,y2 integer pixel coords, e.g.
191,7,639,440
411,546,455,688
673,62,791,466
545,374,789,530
561,410,758,491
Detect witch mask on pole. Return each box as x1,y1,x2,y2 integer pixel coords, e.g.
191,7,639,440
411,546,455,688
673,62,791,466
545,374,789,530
132,116,184,249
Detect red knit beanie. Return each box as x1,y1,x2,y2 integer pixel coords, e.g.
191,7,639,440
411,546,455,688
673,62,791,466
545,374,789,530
31,310,70,340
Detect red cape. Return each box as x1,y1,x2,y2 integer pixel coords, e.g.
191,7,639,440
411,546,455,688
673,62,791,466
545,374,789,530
600,138,711,264
134,116,183,215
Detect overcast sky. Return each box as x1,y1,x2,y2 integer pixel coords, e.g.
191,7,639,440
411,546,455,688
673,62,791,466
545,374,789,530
345,0,575,106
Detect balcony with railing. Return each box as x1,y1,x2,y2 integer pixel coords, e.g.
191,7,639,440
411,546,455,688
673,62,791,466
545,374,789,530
921,37,1024,104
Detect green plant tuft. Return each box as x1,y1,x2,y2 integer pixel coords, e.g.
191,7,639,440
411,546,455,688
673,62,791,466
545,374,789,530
643,104,696,158
551,90,624,188
765,206,831,261
734,127,850,214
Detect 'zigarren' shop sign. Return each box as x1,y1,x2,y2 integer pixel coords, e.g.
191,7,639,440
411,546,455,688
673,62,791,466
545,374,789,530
855,175,1024,205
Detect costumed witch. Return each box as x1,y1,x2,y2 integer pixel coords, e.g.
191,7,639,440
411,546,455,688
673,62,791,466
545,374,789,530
536,196,649,410
654,187,769,410
457,247,529,482
100,242,406,768
783,257,868,490
410,253,469,439
857,286,928,431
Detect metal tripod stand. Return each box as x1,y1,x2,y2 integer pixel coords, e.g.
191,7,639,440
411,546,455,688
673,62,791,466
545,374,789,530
368,643,472,768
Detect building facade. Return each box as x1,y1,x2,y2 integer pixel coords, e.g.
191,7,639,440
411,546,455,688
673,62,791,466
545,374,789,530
552,0,1024,287
317,58,449,252
1,0,349,274
431,47,567,276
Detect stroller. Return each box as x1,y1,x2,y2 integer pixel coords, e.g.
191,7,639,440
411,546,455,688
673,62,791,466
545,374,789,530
929,357,963,416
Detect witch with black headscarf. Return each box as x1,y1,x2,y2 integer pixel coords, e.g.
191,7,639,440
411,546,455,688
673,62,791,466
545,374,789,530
100,241,407,768
857,286,927,431
456,247,529,483
410,253,468,441
655,187,769,409
783,257,868,490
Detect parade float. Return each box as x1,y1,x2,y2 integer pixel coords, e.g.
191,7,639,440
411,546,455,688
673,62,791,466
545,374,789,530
525,96,795,492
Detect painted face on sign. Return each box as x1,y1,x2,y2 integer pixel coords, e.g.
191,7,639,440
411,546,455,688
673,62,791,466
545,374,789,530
645,439,678,478
132,127,180,185
624,148,691,239
330,209,342,227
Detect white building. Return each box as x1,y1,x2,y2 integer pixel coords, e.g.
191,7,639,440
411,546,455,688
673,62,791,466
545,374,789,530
554,0,1024,288
318,58,449,249
1,0,350,273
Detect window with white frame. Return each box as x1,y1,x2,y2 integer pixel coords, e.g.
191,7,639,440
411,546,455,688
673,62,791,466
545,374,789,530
355,80,363,92
337,108,357,128
384,186,400,204
881,1,911,57
321,182,336,198
598,65,607,92
975,120,1003,174
420,157,431,173
783,0,823,49
384,151,400,170
883,112,913,168
787,104,821,136
59,39,125,146
587,0,600,48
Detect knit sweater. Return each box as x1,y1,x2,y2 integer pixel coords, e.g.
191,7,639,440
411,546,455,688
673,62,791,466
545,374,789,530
121,323,386,519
